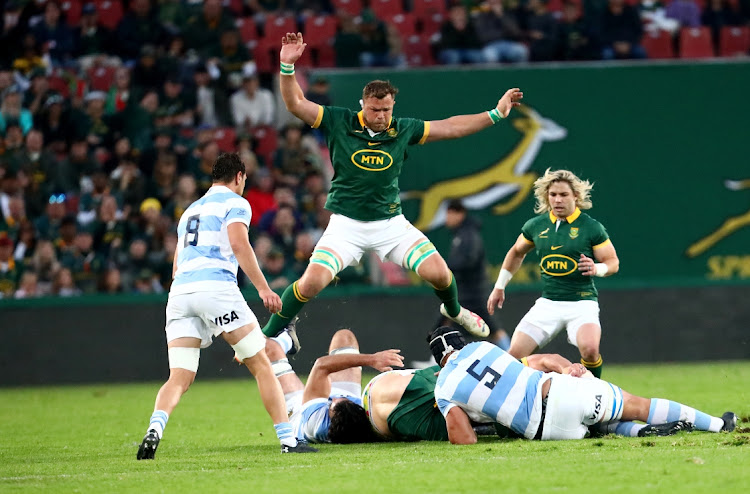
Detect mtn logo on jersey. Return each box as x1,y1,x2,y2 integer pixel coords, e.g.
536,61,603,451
214,310,239,326
350,149,394,172
540,254,577,276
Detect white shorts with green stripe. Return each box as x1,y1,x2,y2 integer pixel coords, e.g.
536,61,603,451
312,213,436,276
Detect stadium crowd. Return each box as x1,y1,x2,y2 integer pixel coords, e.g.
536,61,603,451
0,0,749,299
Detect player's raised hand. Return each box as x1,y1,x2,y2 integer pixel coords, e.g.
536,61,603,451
259,288,282,313
280,32,306,64
370,349,404,372
487,288,506,315
496,88,523,118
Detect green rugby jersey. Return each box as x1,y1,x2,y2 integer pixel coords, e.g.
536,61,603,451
311,105,429,221
521,208,610,301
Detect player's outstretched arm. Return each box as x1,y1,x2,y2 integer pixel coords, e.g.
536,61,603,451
425,88,523,143
227,222,282,313
303,350,404,402
445,407,477,445
279,32,321,126
525,354,591,378
487,234,534,315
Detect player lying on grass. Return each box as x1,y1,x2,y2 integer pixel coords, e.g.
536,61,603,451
428,326,737,444
263,319,403,444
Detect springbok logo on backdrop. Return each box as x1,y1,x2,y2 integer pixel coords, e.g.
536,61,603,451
686,179,750,258
401,105,567,231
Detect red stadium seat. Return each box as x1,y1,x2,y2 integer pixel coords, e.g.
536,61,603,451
388,13,417,39
214,127,237,152
47,74,71,98
418,11,444,38
263,14,297,43
411,0,447,16
236,17,258,45
370,0,403,18
61,1,82,27
227,0,244,15
87,65,116,91
252,38,275,74
96,0,124,30
331,0,363,17
403,34,435,66
314,45,337,67
252,125,278,165
303,15,338,47
719,26,750,57
679,27,714,58
642,30,675,59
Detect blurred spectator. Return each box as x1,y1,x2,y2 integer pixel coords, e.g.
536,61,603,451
91,194,131,257
60,229,104,293
78,169,111,225
135,197,167,246
158,0,190,35
133,268,163,294
333,13,366,68
11,130,67,217
131,45,165,93
305,75,332,106
145,151,178,206
0,170,22,222
245,167,276,228
601,0,647,60
158,75,195,129
31,1,75,66
60,138,97,194
308,191,331,243
73,91,114,150
438,4,486,65
267,204,299,260
702,0,743,53
34,193,68,241
638,0,680,35
111,151,147,209
75,3,116,62
121,90,159,151
2,123,25,154
271,124,322,188
117,237,154,291
263,246,295,290
230,66,275,132
13,220,37,270
291,231,315,277
105,67,132,115
0,234,20,297
12,33,47,78
98,266,124,294
55,213,78,258
164,174,198,223
210,29,252,78
24,68,53,117
665,0,702,29
191,62,232,128
183,0,237,58
51,266,81,296
116,0,168,61
30,238,61,293
259,184,297,231
190,140,220,193
0,196,26,241
474,0,529,63
1,84,33,135
299,170,327,227
153,231,177,289
359,9,406,68
37,93,72,155
0,1,27,67
14,271,40,299
526,0,560,62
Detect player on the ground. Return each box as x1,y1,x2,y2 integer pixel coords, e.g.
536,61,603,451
428,326,736,444
265,320,403,444
488,168,618,377
136,153,317,459
262,32,524,341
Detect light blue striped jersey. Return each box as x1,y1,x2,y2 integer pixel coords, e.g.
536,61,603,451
292,395,364,444
170,186,251,295
435,342,549,439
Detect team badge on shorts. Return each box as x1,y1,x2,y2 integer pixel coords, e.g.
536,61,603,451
569,227,579,239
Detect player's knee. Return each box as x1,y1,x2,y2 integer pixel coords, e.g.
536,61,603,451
298,270,329,297
579,345,599,362
265,338,285,360
331,329,359,351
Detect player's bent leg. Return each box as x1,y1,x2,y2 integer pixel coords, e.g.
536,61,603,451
575,323,603,378
507,331,539,359
328,329,362,388
624,391,733,433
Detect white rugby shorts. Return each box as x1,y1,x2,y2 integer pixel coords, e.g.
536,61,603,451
514,298,600,349
541,374,624,441
315,213,427,268
165,286,258,348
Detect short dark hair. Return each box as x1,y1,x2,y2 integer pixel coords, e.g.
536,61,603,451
446,199,466,213
328,400,377,444
212,152,245,183
362,80,398,100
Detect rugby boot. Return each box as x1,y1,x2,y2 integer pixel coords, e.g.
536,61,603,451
637,420,694,437
440,304,490,338
721,412,737,432
136,429,160,460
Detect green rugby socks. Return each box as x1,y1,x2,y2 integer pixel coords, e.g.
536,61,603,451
262,281,308,337
434,275,461,317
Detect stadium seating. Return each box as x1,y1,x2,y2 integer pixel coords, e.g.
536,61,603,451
719,26,750,57
370,0,404,18
236,17,259,45
252,125,279,165
411,0,447,16
402,34,436,66
95,0,124,31
263,14,298,43
303,15,338,48
61,1,82,27
418,12,444,39
679,27,715,59
87,65,116,91
214,127,237,153
642,30,675,59
388,13,418,39
331,0,364,17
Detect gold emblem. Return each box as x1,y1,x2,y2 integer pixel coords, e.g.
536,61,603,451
368,142,381,146
551,245,563,250
387,128,397,137
538,228,549,238
569,228,579,239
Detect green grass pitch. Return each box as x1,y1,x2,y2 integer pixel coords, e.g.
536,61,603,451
1,362,749,493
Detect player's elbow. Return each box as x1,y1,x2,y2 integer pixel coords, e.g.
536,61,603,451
608,258,620,275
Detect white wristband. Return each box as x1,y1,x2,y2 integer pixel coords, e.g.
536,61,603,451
594,263,608,277
494,269,513,290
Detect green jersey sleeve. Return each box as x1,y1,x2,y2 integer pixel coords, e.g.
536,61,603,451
520,217,538,243
399,117,429,145
590,220,610,248
312,105,352,133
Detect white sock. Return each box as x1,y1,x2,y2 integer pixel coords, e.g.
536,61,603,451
148,410,169,439
272,332,293,355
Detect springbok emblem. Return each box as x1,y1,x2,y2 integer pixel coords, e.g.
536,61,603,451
402,105,567,231
686,179,750,257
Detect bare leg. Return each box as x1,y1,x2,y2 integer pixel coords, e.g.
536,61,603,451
507,331,539,359
328,329,361,386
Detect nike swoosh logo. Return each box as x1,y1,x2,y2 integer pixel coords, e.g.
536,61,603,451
551,245,563,250
368,142,381,146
